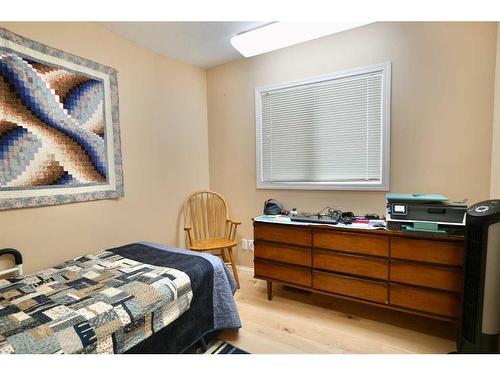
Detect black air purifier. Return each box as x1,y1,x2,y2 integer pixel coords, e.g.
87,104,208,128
458,199,500,353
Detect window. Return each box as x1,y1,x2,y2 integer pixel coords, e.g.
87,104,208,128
255,62,391,191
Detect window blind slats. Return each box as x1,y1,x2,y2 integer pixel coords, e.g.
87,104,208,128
258,66,388,186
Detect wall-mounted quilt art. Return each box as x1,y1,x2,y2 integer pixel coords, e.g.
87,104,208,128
0,28,124,210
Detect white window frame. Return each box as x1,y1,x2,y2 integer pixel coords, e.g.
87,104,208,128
255,62,391,191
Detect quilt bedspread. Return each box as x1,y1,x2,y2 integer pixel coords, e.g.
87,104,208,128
0,250,193,354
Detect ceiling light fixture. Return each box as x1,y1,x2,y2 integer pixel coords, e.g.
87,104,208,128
230,21,374,58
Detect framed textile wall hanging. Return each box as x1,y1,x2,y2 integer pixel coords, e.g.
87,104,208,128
0,28,124,210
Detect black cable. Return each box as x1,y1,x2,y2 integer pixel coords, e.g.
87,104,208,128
298,206,358,225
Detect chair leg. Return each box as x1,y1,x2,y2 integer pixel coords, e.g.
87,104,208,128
227,247,240,289
220,248,229,263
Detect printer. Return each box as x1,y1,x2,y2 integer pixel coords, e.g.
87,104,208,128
386,193,467,234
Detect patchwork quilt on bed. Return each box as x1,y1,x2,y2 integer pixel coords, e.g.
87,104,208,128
0,250,193,354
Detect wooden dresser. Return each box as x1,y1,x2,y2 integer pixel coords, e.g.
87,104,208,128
253,220,465,321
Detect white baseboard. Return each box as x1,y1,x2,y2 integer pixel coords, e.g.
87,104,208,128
236,265,254,273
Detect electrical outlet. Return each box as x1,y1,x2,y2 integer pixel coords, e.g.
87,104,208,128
241,239,248,250
248,240,254,251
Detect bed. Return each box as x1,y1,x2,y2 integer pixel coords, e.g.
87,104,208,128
0,242,241,354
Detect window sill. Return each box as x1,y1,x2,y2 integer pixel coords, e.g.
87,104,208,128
256,181,390,191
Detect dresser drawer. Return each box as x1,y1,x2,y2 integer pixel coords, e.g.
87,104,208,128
255,241,311,267
313,230,388,257
313,271,388,303
391,237,464,266
313,250,388,280
390,261,463,292
254,260,311,287
254,223,311,247
390,284,461,318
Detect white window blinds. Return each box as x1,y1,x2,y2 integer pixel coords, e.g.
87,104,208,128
256,63,390,190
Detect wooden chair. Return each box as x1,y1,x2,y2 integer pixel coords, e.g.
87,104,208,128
183,191,241,288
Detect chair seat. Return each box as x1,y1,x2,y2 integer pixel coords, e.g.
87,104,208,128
189,238,237,251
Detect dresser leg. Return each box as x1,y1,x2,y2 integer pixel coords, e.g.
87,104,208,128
267,281,273,300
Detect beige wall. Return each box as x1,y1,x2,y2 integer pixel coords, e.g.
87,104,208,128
0,22,210,273
491,23,500,197
207,22,498,267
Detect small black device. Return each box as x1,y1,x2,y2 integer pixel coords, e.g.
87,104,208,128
458,199,500,353
341,212,354,224
263,199,284,215
341,216,352,225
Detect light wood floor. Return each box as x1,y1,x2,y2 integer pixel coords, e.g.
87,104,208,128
219,268,457,354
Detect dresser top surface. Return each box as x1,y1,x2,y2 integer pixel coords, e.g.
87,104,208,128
253,216,465,242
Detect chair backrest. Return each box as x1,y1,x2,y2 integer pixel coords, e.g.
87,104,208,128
183,191,229,241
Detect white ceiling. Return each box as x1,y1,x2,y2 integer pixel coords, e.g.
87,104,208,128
99,22,269,69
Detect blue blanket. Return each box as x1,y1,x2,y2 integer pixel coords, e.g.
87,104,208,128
114,242,241,353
